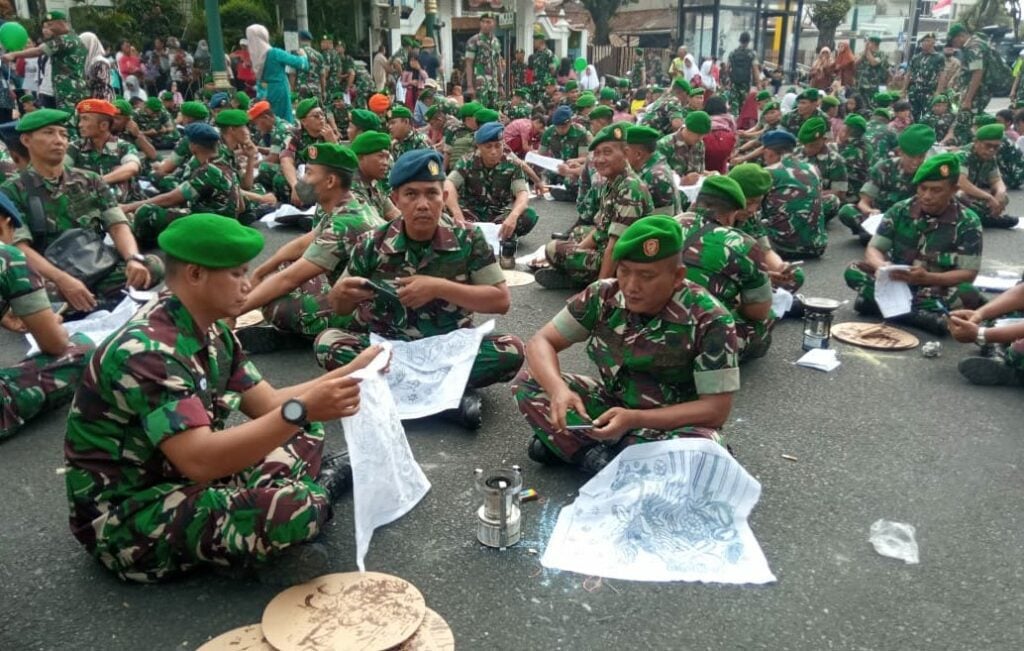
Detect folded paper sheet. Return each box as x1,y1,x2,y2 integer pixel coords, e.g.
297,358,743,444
25,296,139,356
874,265,913,318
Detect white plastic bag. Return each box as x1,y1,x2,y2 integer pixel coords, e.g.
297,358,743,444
869,519,919,565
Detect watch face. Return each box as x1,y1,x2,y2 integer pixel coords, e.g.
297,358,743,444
283,400,304,422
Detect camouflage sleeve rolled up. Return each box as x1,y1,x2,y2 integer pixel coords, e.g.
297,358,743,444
447,160,468,190
551,280,604,343
301,202,377,283
0,243,50,317
467,226,505,286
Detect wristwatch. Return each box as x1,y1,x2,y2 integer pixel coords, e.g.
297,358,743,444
129,253,146,265
976,327,987,347
281,398,308,427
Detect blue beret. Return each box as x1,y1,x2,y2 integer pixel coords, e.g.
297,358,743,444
474,122,504,144
0,191,23,227
760,128,797,148
552,105,572,125
298,30,313,41
209,92,229,109
184,122,221,145
389,149,446,188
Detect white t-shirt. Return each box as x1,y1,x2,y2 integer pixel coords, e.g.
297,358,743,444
22,57,39,92
38,57,53,96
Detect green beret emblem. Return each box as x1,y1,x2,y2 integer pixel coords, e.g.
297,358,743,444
940,164,949,178
308,146,318,160
613,127,622,140
643,238,660,257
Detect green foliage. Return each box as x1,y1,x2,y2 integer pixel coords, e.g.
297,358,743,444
68,0,183,46
580,0,639,46
220,0,273,45
810,0,852,29
959,0,1013,32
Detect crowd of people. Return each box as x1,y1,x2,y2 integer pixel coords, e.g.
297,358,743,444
0,11,1022,587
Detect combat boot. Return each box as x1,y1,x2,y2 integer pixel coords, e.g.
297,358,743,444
440,390,483,430
499,239,517,270
534,267,575,290
958,353,1021,386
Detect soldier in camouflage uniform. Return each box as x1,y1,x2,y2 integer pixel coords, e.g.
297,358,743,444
511,50,528,91
314,150,525,427
837,124,934,237
513,215,739,471
723,32,760,116
334,41,357,119
0,198,93,440
657,110,710,181
923,95,956,146
567,106,614,230
949,24,998,145
781,88,830,135
856,36,890,109
65,213,367,584
846,153,984,336
135,98,177,150
249,101,292,192
957,124,1019,228
125,123,242,247
629,48,646,89
949,280,1024,387
572,94,595,132
504,89,534,120
4,12,86,117
529,35,557,98
637,78,688,135
0,109,162,313
148,101,207,191
624,125,679,214
445,122,538,266
839,114,872,201
275,99,340,205
907,34,946,121
465,14,504,108
539,106,591,199
997,128,1024,189
676,176,775,361
759,130,826,259
794,116,848,223
292,31,325,103
67,100,143,203
350,131,400,222
352,61,374,110
538,124,654,289
388,106,431,159
242,143,383,340
442,101,479,170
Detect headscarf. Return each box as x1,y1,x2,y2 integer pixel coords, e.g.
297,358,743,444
814,47,834,69
835,42,855,69
194,39,210,63
579,64,600,91
682,55,700,85
246,24,271,81
699,59,718,91
79,32,106,70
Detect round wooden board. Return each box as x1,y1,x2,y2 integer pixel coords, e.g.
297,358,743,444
261,572,426,651
832,322,920,350
394,608,455,651
197,624,274,651
503,270,536,287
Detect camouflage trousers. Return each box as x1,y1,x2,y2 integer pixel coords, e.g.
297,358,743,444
329,103,350,133
544,235,601,287
844,261,985,313
909,90,931,123
838,203,870,234
999,145,1024,190
511,369,722,464
727,86,750,116
472,76,499,109
260,268,354,338
150,135,180,150
771,266,806,294
0,333,94,440
89,423,330,582
46,256,165,308
256,162,280,194
822,194,842,223
959,193,1010,228
953,92,991,145
314,329,526,390
1007,339,1024,377
134,205,189,248
735,314,775,362
465,207,539,239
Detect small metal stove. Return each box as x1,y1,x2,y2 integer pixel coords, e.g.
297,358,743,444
474,466,523,549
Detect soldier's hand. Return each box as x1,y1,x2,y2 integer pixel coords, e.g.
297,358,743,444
682,172,701,185
549,386,588,433
331,276,375,309
258,192,276,205
950,308,982,324
591,407,636,441
302,375,362,421
948,315,979,344
1,311,26,333
57,275,97,312
499,215,517,240
396,276,439,309
341,344,390,375
290,186,302,206
125,260,151,289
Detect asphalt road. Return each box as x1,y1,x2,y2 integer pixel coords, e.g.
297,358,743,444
2,177,1024,651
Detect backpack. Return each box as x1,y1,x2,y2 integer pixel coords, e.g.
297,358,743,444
982,40,1013,95
729,48,754,87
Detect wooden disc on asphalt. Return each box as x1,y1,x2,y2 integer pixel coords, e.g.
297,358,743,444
832,322,920,350
503,269,535,287
261,572,426,651
197,624,274,651
395,609,455,651
234,309,266,329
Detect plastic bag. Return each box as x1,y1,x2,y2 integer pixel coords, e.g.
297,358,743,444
869,519,919,565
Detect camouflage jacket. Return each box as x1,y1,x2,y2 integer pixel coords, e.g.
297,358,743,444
959,148,1002,191
341,216,506,340
176,154,242,216
42,32,87,104
677,211,773,313
391,130,432,160
67,136,141,177
135,108,174,136
466,32,502,83
64,293,264,579
302,196,385,284
630,59,645,87
959,36,994,97
656,131,706,177
295,46,324,95
856,52,890,91
636,151,679,214
551,278,740,408
351,170,397,222
539,124,591,161
1,165,128,248
504,100,533,120
860,156,916,211
639,95,685,135
0,243,49,318
908,52,946,97
997,136,1024,189
280,126,329,163
781,108,830,135
761,157,826,256
258,116,292,158
576,154,604,224
591,170,654,253
528,48,556,87
448,151,529,221
794,142,849,193
872,197,982,273
923,111,955,142
511,61,528,89
841,135,872,196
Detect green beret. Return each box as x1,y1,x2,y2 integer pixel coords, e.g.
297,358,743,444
389,105,413,120
159,91,173,101
389,149,445,187
672,77,691,93
868,35,882,44
873,107,893,120
612,215,683,263
976,124,1005,141
974,113,997,127
948,23,968,40
797,116,828,144
575,95,596,109
688,86,705,97
821,95,840,108
459,101,483,119
296,98,320,119
897,124,936,155
179,101,209,120
351,130,391,156
589,105,614,121
762,101,780,112
235,91,250,110
844,114,868,132
618,78,630,89
474,108,500,125
931,95,949,105
351,109,382,131
304,142,358,172
564,80,578,91
912,153,960,184
19,94,34,104
756,90,772,102
113,99,133,117
43,10,66,20
728,163,773,199
684,110,711,135
425,105,440,120
513,88,530,98
699,175,747,210
589,122,629,150
625,125,661,145
145,97,162,111
797,88,820,102
873,91,894,107
599,87,618,101
158,213,264,268
16,108,70,133
214,109,249,127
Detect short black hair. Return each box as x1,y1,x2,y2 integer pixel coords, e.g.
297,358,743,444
996,108,1014,122
704,96,727,115
893,100,912,113
326,167,353,190
1013,109,1024,125
740,32,751,45
695,194,738,215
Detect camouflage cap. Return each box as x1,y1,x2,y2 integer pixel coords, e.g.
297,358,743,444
698,175,747,210
728,163,773,199
912,152,960,184
159,213,264,268
304,143,358,172
897,124,936,155
612,215,683,263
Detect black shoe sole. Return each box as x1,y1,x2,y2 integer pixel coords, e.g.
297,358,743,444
528,437,564,465
958,356,1020,386
534,268,576,290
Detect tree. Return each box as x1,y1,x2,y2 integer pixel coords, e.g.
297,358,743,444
580,0,638,46
810,0,852,51
959,0,1013,33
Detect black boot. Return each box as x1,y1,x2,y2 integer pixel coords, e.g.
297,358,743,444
317,452,353,505
853,295,881,317
983,214,1020,229
899,310,949,337
528,436,565,465
786,294,805,319
534,267,575,290
958,352,1021,386
440,390,483,430
499,238,517,270
577,444,616,475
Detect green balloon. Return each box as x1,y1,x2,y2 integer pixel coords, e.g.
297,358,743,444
0,22,28,53
574,57,587,72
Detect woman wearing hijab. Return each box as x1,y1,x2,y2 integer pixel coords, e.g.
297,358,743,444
682,54,701,88
579,64,600,91
834,41,856,89
80,32,115,101
809,47,835,90
699,57,719,91
246,24,308,122
401,57,428,110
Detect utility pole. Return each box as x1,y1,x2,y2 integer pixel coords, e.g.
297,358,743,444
204,0,231,89
425,0,438,43
296,0,309,32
